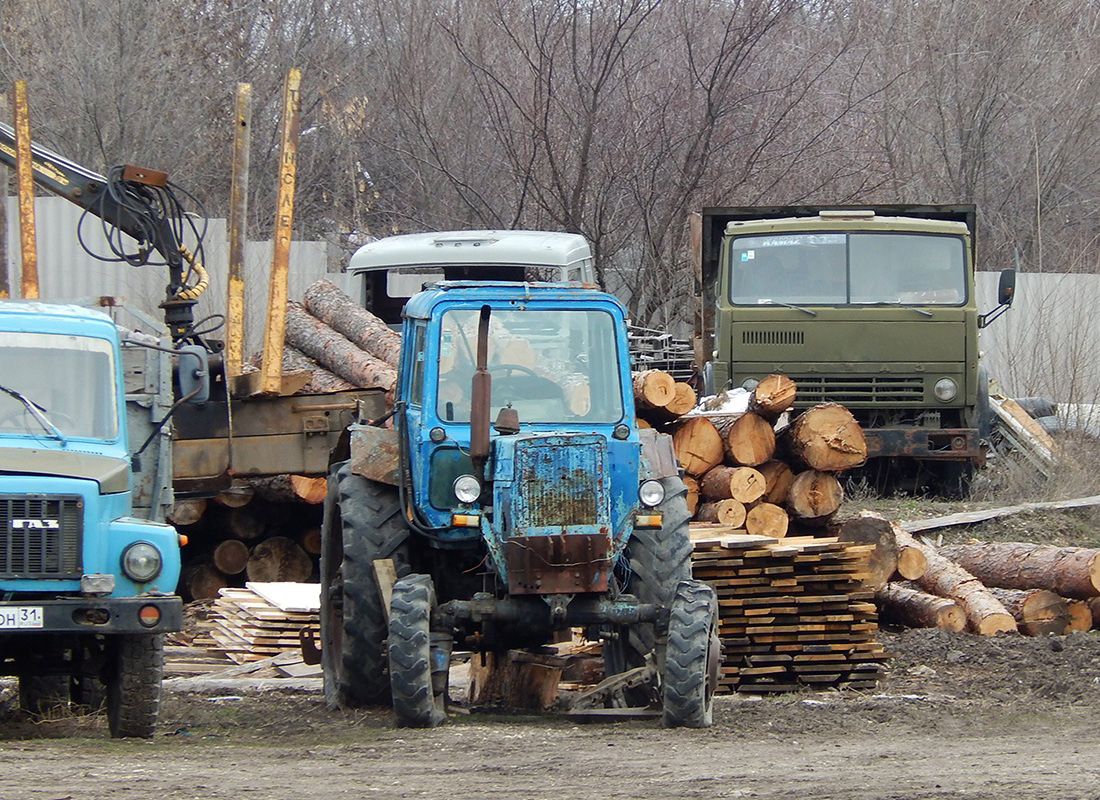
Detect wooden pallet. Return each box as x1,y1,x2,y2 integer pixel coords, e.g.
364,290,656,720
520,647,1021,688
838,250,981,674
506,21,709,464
691,529,889,694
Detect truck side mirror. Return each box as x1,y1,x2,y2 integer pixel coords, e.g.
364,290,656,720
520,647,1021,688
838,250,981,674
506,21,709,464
998,268,1016,307
177,345,210,403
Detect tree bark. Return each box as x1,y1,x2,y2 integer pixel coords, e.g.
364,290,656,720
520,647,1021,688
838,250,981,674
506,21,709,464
303,279,402,367
937,542,1100,599
245,536,314,583
784,403,867,471
785,470,844,524
285,301,397,391
632,369,676,410
671,416,724,476
988,587,1070,635
875,583,966,632
247,474,328,504
744,502,789,539
213,539,250,576
682,475,700,517
749,373,797,420
891,526,1016,635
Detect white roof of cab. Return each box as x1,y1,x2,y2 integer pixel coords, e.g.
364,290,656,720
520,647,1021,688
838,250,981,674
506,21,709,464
348,229,594,273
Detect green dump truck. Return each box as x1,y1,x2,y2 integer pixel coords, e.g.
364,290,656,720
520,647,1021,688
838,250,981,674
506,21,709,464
695,205,1015,495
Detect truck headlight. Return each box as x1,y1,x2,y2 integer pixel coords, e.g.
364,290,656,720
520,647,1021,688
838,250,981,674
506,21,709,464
934,378,958,402
453,474,482,504
121,542,162,582
638,479,665,508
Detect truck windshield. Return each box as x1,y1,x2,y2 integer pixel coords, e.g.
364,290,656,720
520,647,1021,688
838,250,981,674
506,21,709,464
0,332,118,440
435,308,623,424
729,232,967,306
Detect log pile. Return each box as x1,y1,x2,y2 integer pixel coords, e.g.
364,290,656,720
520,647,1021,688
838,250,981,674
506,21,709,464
689,528,889,693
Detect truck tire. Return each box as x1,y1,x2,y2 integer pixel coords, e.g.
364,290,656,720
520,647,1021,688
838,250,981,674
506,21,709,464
18,675,70,715
321,461,410,708
605,475,693,700
388,574,446,728
72,676,107,712
106,634,164,738
662,580,719,729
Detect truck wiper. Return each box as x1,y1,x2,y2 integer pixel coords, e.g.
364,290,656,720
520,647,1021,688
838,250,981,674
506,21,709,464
877,301,933,317
762,300,818,317
0,384,68,443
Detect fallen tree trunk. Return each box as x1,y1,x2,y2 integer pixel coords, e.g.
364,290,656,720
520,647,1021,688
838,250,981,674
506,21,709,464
212,539,250,577
695,499,747,527
834,512,899,591
876,583,966,632
285,302,397,391
303,279,402,367
937,542,1100,599
683,475,700,517
988,587,1070,635
278,345,357,393
786,470,844,525
182,562,227,602
245,536,314,583
891,525,1016,635
247,474,328,504
744,502,789,539
1066,600,1094,632
671,417,724,476
699,465,766,504
756,460,795,505
632,369,676,410
784,403,867,471
168,498,207,527
713,412,776,467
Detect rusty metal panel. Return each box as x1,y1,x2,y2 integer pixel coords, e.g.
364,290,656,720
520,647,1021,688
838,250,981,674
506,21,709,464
863,428,980,460
349,424,401,485
504,533,611,595
512,434,608,529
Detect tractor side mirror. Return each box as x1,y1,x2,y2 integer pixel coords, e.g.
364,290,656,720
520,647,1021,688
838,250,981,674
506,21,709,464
998,268,1016,307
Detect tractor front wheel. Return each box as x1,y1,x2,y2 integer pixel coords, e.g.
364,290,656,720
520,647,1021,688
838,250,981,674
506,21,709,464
388,574,446,728
661,580,720,728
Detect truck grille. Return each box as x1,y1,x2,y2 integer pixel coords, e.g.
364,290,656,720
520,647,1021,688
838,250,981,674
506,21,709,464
513,436,608,529
0,495,83,579
794,376,925,405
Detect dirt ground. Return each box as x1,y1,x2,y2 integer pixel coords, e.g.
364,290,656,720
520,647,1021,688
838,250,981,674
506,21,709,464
3,507,1100,800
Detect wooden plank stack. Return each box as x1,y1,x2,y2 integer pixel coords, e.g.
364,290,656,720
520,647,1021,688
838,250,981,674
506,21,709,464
196,583,321,664
690,528,889,693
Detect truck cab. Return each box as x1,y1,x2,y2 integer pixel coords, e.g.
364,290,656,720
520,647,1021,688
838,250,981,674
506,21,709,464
0,301,182,737
697,205,1014,494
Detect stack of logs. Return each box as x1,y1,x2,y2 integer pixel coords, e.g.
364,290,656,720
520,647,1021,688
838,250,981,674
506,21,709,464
176,278,401,600
857,513,1100,636
632,370,867,536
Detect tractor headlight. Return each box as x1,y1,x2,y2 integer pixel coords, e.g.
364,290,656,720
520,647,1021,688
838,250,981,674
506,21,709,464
453,474,482,504
933,378,958,402
638,479,666,508
121,542,162,583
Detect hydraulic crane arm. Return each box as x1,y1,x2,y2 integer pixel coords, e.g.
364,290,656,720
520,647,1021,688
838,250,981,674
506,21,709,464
0,120,206,343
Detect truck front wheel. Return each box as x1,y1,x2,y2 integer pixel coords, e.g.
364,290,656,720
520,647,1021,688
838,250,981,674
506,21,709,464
106,634,164,738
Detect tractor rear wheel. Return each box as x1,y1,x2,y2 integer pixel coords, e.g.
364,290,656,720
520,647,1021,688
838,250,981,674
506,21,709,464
662,580,720,728
388,574,446,728
605,475,693,702
321,461,410,708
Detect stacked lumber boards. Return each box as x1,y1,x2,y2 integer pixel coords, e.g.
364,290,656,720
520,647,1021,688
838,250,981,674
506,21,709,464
196,582,320,664
634,372,866,536
690,526,888,693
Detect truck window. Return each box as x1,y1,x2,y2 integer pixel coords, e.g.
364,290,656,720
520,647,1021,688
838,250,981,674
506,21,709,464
435,308,623,424
0,332,117,440
730,232,966,306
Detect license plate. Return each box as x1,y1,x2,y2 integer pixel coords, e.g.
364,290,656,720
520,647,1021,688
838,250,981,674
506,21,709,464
0,606,44,629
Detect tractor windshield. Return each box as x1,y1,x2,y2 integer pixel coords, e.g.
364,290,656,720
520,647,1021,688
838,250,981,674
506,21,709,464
436,308,624,424
729,232,967,306
0,332,118,440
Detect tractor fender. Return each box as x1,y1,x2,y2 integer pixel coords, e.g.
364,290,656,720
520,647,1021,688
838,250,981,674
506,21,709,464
638,428,680,480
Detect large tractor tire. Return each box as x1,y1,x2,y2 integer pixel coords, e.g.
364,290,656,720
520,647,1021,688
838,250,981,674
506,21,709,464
320,461,410,708
388,574,446,728
604,475,693,702
106,634,164,738
18,675,70,716
662,580,720,729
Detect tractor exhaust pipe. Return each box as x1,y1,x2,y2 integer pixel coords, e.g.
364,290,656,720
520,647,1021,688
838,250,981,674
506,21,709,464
469,305,492,483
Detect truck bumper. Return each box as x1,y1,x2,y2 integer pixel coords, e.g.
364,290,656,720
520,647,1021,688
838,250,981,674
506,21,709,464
863,427,983,462
0,595,183,635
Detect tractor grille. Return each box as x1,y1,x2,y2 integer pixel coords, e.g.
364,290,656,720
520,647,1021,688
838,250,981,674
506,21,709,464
513,436,608,529
0,495,83,579
794,376,925,406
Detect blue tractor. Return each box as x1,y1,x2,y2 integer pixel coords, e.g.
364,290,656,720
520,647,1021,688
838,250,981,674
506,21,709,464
320,276,720,727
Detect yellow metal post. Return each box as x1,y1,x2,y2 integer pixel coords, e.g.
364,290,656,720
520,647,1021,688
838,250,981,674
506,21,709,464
225,82,252,379
12,80,37,299
260,69,301,396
